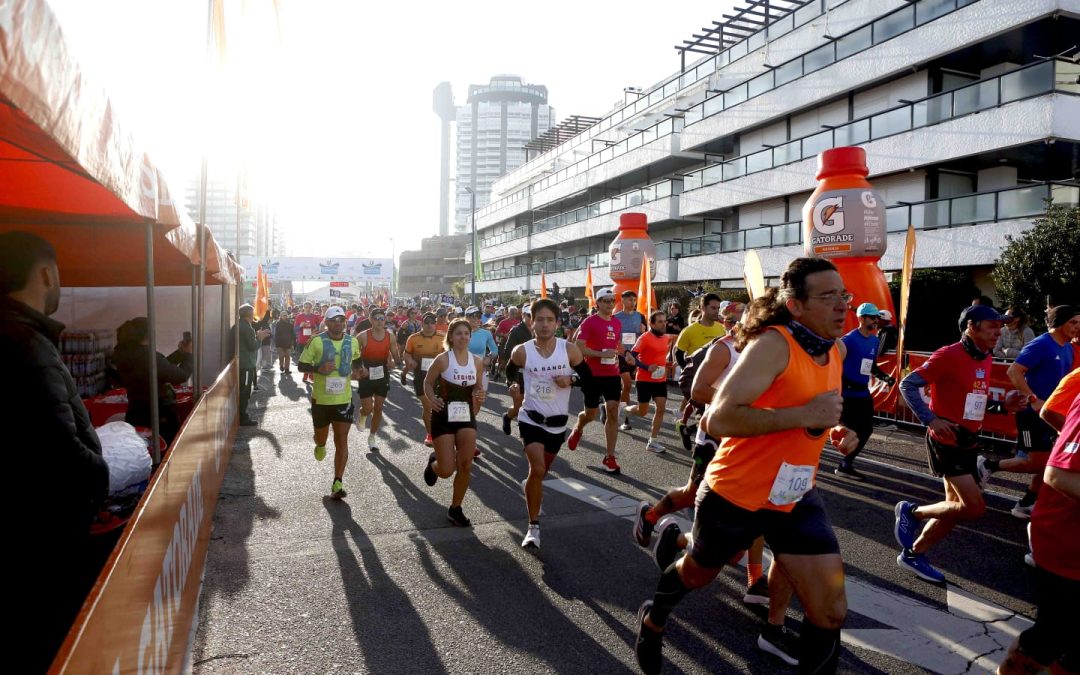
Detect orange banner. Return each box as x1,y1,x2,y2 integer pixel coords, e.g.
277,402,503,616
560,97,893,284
51,361,239,674
584,263,595,309
540,271,548,299
636,257,653,317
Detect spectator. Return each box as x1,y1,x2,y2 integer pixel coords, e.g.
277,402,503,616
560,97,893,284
876,309,899,356
111,317,194,444
254,310,273,373
274,309,296,373
665,300,686,336
0,231,109,673
994,306,1036,359
236,304,268,426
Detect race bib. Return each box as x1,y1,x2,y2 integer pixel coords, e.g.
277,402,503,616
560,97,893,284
859,358,873,376
325,377,346,395
532,381,555,402
622,332,636,346
368,365,385,380
651,366,666,380
963,392,988,421
600,355,617,365
420,357,434,371
447,401,470,422
767,462,816,506
303,328,313,337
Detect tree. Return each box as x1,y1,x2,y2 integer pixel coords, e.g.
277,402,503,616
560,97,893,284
993,203,1080,328
888,269,979,352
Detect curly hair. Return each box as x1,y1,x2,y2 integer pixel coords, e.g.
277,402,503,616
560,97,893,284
735,258,838,351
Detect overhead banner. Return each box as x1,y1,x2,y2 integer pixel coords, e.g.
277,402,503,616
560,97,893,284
240,256,393,282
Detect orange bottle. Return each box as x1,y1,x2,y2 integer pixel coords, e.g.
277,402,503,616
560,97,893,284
608,212,657,307
802,147,894,333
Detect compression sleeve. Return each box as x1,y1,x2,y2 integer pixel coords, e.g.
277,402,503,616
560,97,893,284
505,361,523,386
571,361,592,388
899,371,935,425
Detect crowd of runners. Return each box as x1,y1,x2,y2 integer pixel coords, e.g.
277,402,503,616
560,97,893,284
260,258,1078,675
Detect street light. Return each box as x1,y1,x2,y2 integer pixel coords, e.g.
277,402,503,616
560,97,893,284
464,185,477,306
389,237,395,299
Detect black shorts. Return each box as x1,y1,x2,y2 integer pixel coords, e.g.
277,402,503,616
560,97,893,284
1015,408,1058,454
618,354,635,375
925,427,981,479
583,375,622,408
312,402,355,428
1018,567,1080,670
691,433,720,485
520,421,566,456
431,405,476,437
689,487,840,569
636,380,668,403
357,376,390,399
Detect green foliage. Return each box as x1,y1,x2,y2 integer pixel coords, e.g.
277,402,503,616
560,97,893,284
653,282,750,317
992,204,1080,328
888,269,979,351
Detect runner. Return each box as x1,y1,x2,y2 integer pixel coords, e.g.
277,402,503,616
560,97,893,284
615,290,646,431
624,310,673,454
997,368,1079,675
672,293,726,445
893,304,1013,583
465,306,499,457
506,298,590,548
404,312,445,447
834,302,895,481
634,258,858,675
294,301,320,383
355,306,402,452
296,306,363,499
500,305,534,436
421,318,487,527
567,288,623,473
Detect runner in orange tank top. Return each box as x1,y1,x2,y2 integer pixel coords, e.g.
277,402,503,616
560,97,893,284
634,258,859,675
355,307,403,452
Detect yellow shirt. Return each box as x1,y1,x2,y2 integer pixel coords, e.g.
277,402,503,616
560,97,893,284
675,321,727,355
299,334,361,405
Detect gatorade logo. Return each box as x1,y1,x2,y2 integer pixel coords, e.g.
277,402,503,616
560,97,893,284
812,196,845,235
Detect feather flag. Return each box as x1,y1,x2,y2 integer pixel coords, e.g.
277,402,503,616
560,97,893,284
540,270,548,299
254,265,269,320
584,263,595,309
636,257,653,317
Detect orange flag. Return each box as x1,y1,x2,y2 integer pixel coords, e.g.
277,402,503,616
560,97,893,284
636,257,653,317
540,270,548,299
254,265,270,320
584,263,595,309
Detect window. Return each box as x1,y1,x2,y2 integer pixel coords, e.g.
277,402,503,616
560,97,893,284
836,26,871,60
775,59,802,86
803,43,835,74
873,5,913,44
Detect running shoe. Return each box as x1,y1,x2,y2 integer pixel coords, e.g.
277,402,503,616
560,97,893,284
633,501,654,547
599,405,607,424
976,455,992,490
634,600,664,675
424,434,433,447
330,479,346,500
1011,502,1033,519
653,517,682,571
447,506,471,527
645,439,666,454
399,369,408,386
893,501,919,550
601,455,621,474
1024,552,1036,568
521,524,541,549
834,464,866,481
674,420,685,439
314,445,326,462
423,453,438,487
743,575,770,606
679,423,694,452
757,624,799,666
474,447,482,458
620,417,633,431
502,413,512,436
355,412,369,432
567,427,582,451
897,549,945,583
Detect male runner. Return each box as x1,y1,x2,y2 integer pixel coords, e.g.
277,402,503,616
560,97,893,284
355,307,402,452
673,293,726,441
893,304,1011,582
500,305,534,435
404,312,444,446
297,306,363,498
294,302,320,382
634,258,857,675
615,290,646,430
567,288,623,473
506,298,590,549
625,311,673,454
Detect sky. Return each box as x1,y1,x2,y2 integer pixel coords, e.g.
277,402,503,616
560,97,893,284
47,0,735,260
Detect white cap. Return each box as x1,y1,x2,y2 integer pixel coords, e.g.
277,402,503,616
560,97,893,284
594,288,615,300
522,304,532,315
324,306,346,320
878,309,893,321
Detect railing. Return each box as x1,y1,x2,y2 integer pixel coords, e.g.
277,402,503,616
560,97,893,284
478,224,530,248
532,180,676,235
685,59,1078,192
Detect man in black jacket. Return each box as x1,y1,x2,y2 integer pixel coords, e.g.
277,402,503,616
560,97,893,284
112,317,194,444
0,232,110,673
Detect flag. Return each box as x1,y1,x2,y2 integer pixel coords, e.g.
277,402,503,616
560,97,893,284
743,250,765,301
540,270,548,299
473,233,483,282
254,265,269,320
895,225,917,382
584,263,595,309
636,256,653,317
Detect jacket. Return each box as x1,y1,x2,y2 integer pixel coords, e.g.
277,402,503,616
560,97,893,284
111,342,194,424
274,318,296,348
236,320,260,370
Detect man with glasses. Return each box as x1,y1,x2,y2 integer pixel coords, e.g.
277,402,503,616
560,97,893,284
355,307,402,452
568,288,623,473
615,290,647,431
404,312,445,447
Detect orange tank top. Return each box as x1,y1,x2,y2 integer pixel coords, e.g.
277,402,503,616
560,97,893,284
705,325,841,512
361,330,391,365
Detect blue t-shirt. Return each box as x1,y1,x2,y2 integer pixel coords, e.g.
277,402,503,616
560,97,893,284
1015,332,1074,400
468,328,498,357
614,310,645,347
840,329,881,398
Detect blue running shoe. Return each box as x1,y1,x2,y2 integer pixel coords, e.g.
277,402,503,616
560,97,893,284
897,549,945,583
894,501,919,550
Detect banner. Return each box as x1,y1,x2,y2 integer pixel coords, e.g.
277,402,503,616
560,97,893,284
254,265,269,320
239,256,393,282
540,271,548,299
744,250,765,301
585,263,595,309
636,257,653,317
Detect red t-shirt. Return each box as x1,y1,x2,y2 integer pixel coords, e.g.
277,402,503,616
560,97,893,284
576,314,620,377
1031,388,1080,580
912,342,993,433
293,313,320,345
633,331,671,383
497,317,520,337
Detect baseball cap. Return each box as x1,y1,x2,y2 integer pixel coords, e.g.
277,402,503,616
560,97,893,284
877,309,893,322
621,289,637,298
324,306,346,320
521,304,532,316
465,306,481,315
958,304,1007,332
719,300,731,312
1047,304,1079,329
595,288,616,301
239,303,254,312
855,302,881,317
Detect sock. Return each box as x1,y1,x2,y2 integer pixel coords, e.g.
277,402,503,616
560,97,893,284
649,562,690,627
644,506,660,525
747,563,763,587
798,621,841,675
529,520,539,526
983,458,1000,473
1019,490,1036,507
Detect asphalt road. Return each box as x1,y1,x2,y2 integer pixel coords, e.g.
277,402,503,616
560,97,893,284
189,367,1039,675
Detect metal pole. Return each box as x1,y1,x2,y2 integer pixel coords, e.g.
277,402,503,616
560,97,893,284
191,264,199,392
145,222,161,464
197,225,206,396
470,189,476,306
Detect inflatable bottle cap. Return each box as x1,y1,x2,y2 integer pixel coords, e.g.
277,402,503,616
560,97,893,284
618,212,648,231
816,146,869,180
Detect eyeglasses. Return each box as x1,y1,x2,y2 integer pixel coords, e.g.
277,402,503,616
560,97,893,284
808,291,854,305
372,315,385,321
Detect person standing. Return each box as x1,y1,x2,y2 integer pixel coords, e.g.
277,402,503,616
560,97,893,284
297,306,362,499
994,306,1035,359
237,304,268,426
625,311,674,454
1,232,110,673
274,309,296,374
567,288,623,473
355,307,402,452
404,312,445,446
615,290,646,430
254,310,273,372
111,317,194,444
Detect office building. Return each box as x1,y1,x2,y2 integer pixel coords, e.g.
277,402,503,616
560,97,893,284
398,234,471,295
184,176,285,258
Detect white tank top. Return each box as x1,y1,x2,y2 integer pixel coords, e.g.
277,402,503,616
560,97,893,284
442,350,478,387
518,338,574,433
696,336,742,445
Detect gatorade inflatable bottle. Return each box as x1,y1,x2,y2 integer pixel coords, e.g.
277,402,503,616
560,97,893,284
803,147,894,333
608,212,657,307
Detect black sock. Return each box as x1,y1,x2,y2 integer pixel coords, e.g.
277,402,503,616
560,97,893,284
984,458,1000,472
1019,490,1036,507
529,520,539,525
798,620,841,675
649,562,690,628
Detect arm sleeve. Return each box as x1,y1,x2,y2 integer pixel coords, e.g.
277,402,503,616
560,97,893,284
158,350,194,384
486,331,498,355
899,371,936,425
571,360,592,388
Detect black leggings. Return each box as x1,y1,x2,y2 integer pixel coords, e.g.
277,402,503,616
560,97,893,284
839,394,875,466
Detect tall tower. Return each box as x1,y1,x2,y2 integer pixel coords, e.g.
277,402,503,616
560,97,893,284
432,82,456,238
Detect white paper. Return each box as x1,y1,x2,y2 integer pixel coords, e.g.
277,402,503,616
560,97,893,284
447,401,470,422
767,462,815,506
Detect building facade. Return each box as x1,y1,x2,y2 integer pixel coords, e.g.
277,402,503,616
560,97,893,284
398,234,471,296
454,75,555,234
465,0,1079,298
183,176,284,259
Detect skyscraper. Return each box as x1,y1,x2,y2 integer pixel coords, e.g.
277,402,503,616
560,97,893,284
183,176,284,258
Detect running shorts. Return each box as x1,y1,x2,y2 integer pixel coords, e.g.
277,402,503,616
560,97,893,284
636,380,668,403
925,426,981,480
583,375,622,409
413,369,426,398
312,401,355,428
430,403,476,437
1018,566,1080,670
520,420,566,455
357,375,390,399
1015,408,1058,455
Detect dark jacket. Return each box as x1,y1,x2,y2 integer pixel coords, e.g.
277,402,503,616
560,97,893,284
254,315,272,346
235,320,260,370
274,317,296,348
501,320,533,361
111,342,194,425
0,298,109,535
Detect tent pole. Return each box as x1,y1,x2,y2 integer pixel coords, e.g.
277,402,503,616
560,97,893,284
196,225,207,398
146,222,161,465
191,265,200,399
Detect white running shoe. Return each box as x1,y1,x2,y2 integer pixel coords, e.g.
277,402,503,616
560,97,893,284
975,455,991,490
355,412,369,432
521,524,541,549
645,439,666,454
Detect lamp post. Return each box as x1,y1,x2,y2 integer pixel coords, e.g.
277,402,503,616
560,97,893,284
389,237,395,299
464,186,477,306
